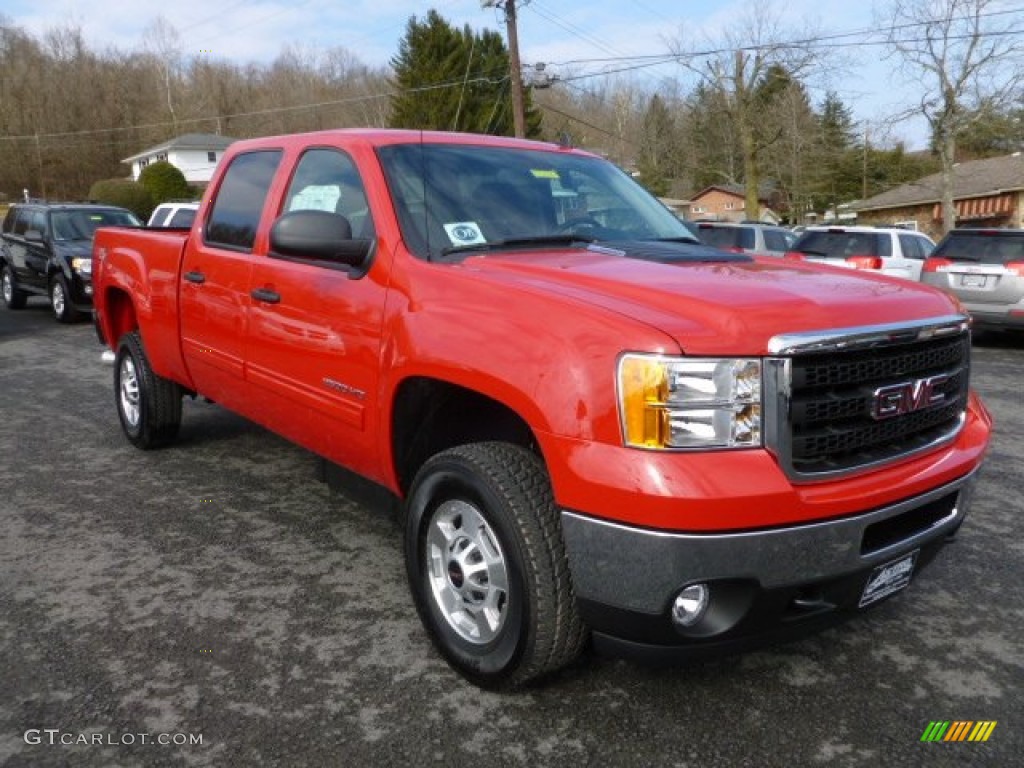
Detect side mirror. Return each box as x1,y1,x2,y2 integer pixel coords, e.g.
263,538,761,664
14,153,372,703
24,229,45,243
269,210,373,278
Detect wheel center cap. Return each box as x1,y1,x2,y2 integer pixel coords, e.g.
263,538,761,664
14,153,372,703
447,560,464,589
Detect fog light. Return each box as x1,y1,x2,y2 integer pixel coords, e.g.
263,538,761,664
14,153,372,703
671,583,709,627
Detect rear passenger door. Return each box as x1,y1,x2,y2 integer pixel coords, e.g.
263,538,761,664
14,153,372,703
898,233,934,281
179,149,283,408
19,209,50,292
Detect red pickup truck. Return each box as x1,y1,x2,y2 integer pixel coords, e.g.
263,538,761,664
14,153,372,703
92,129,992,689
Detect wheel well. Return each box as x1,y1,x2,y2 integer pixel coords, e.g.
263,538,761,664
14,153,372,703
105,288,138,346
391,378,538,495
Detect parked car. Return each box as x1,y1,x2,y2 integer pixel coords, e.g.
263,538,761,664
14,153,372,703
786,225,935,280
694,221,797,257
147,201,200,228
1,202,141,321
921,227,1024,333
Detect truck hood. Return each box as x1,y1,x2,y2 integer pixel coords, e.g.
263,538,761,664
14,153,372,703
459,242,960,355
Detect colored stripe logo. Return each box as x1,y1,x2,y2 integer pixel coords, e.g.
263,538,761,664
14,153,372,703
920,721,997,742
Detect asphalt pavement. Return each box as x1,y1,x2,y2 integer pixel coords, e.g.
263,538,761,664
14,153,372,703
1,297,1022,767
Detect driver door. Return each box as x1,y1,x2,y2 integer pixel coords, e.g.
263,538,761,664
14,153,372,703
245,147,388,478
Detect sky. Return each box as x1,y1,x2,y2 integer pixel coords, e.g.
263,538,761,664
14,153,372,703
1,0,957,149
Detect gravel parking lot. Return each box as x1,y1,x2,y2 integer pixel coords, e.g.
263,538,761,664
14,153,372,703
1,301,1022,768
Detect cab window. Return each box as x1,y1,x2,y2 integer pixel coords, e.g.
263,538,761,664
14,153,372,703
282,148,374,240
205,150,283,251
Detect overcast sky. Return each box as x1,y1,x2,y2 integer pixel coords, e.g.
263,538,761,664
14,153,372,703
3,0,941,148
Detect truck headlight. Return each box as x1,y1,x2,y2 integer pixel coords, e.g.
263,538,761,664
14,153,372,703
71,257,92,275
618,355,762,449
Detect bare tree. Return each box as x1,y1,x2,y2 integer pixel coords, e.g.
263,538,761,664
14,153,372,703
143,17,183,134
670,2,825,219
882,0,1024,232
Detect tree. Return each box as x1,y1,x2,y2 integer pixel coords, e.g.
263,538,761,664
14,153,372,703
138,160,191,205
882,0,1024,232
671,2,825,219
636,94,677,196
88,178,154,220
389,10,541,137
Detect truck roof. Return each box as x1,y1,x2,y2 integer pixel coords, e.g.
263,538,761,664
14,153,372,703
223,128,592,156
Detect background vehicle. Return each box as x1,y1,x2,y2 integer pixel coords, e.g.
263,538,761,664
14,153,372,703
694,221,797,257
922,227,1024,333
147,201,200,228
786,225,935,280
92,129,990,689
1,202,140,321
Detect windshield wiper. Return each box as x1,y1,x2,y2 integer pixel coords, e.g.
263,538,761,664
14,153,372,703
440,233,596,258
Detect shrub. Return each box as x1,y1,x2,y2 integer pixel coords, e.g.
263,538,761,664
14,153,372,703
88,179,154,220
138,161,191,205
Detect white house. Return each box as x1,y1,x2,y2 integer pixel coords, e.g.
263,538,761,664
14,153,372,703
122,133,236,185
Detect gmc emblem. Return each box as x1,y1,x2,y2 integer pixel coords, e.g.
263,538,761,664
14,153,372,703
871,374,950,420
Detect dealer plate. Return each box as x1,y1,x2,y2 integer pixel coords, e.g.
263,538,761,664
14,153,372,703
859,550,919,608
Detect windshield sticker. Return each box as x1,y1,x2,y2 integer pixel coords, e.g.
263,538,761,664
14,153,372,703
444,221,487,246
530,169,560,179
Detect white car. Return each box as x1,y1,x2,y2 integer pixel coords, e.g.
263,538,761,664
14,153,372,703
147,201,199,228
786,225,935,281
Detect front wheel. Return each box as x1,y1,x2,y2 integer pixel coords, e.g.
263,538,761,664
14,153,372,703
50,274,82,323
115,331,182,449
404,442,586,689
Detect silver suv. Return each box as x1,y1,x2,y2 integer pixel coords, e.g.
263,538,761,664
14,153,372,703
921,228,1024,333
694,221,797,257
787,225,935,280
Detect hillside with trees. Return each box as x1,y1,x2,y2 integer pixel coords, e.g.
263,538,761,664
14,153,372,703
2,6,1021,222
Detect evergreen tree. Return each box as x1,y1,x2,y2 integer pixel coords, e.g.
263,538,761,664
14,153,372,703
388,10,541,137
636,94,676,197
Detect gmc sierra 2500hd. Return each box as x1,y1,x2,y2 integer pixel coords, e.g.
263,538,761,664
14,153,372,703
92,129,991,689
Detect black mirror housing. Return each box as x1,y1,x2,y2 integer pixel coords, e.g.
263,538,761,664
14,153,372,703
269,210,372,277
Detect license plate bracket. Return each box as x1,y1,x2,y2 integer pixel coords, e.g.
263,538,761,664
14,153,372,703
859,550,919,608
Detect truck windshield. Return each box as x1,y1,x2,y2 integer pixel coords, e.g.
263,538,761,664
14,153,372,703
376,142,695,261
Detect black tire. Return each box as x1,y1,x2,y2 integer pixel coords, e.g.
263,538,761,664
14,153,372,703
2,264,27,309
50,274,82,323
114,331,183,449
404,442,587,689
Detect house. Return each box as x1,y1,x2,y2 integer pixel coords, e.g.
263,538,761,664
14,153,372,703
687,184,779,223
854,152,1024,238
122,133,236,186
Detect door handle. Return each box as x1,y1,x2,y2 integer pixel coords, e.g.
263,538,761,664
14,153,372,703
250,287,281,304
184,270,206,284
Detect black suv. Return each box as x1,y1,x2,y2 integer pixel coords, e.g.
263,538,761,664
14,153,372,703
1,202,141,322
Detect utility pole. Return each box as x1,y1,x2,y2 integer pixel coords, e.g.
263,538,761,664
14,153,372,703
482,0,528,138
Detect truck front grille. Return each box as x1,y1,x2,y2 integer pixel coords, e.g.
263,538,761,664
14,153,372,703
765,316,971,481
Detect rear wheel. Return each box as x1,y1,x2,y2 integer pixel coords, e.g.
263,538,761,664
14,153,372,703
2,265,27,309
115,331,182,449
50,274,81,323
404,442,586,689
